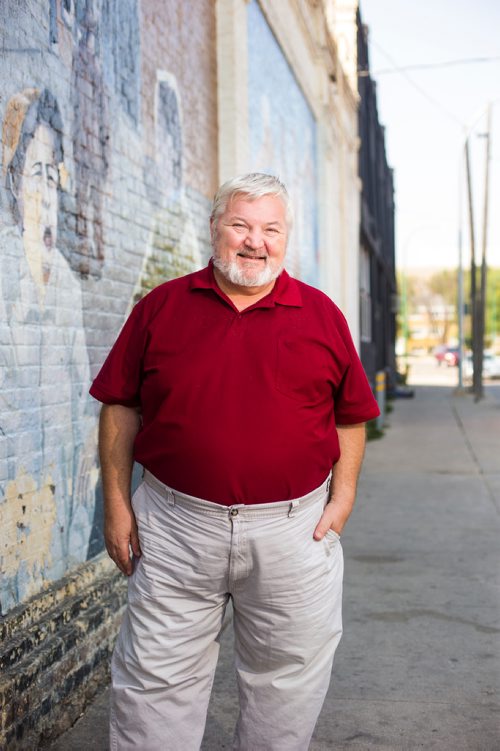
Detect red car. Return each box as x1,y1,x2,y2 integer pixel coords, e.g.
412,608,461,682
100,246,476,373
434,346,460,367
444,348,460,367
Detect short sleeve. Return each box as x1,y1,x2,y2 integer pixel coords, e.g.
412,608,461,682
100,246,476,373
89,300,148,407
332,311,380,425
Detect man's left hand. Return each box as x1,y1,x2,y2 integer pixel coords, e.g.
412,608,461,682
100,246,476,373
313,500,349,540
314,423,367,541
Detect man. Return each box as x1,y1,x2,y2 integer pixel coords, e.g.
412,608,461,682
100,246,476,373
90,173,379,750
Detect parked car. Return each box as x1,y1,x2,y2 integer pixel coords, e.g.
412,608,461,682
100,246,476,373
433,345,447,365
444,348,460,367
434,345,460,367
464,352,500,379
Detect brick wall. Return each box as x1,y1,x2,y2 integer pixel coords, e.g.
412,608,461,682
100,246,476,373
0,0,217,745
0,0,216,616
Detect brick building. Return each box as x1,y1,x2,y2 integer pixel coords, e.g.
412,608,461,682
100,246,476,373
357,9,397,389
0,1,364,745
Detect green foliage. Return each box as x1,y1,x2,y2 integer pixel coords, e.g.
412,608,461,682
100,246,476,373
486,267,500,342
366,419,384,441
397,266,500,345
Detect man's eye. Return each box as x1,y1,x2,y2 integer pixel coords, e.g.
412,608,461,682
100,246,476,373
232,223,246,229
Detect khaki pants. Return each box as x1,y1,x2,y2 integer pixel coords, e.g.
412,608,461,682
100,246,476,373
110,472,343,751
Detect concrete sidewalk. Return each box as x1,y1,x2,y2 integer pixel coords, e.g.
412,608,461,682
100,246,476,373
49,381,500,750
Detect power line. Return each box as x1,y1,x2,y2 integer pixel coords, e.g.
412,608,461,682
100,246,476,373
359,55,500,77
361,38,465,127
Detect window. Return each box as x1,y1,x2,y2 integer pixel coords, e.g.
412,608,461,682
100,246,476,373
360,247,372,342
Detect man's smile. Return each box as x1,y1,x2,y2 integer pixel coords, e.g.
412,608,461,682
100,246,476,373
236,252,267,260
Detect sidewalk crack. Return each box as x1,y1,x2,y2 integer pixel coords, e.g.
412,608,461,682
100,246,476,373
451,402,500,515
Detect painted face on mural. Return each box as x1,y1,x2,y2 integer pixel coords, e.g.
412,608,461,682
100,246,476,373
211,195,288,289
18,123,59,279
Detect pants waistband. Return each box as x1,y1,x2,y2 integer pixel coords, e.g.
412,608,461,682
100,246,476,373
142,470,331,519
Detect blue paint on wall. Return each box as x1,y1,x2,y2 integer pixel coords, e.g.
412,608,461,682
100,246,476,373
49,0,58,44
0,0,211,615
0,88,98,613
102,0,141,124
247,1,319,286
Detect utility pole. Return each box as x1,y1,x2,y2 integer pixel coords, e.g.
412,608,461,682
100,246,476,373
457,220,464,390
465,138,479,398
477,105,492,401
457,145,464,392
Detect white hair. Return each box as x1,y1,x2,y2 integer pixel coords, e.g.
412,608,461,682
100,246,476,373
210,173,293,231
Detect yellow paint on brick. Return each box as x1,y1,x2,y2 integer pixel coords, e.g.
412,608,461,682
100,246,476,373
0,471,57,593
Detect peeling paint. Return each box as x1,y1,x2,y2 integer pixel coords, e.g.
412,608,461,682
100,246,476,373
0,471,57,603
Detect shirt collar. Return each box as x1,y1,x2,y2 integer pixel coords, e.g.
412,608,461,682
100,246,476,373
190,259,303,309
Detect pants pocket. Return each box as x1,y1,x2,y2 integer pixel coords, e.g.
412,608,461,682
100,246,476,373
325,528,340,542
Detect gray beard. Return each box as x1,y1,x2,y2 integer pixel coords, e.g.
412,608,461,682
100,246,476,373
212,255,284,288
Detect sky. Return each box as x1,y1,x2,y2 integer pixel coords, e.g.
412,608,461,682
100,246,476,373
359,0,500,271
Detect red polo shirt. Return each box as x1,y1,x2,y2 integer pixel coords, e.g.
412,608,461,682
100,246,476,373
90,262,379,504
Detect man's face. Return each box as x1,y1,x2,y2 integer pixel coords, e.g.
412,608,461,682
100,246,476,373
19,122,59,255
211,194,288,288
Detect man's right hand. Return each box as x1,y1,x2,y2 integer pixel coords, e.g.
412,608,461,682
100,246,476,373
105,502,141,576
98,403,143,576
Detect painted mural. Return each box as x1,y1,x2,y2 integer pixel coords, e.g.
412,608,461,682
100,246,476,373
132,72,202,306
71,0,110,277
0,88,98,612
246,0,319,286
49,0,112,279
0,0,215,615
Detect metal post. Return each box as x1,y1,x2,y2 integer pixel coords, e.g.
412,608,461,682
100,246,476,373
375,370,386,431
457,142,464,391
477,105,492,401
465,138,478,398
401,264,409,375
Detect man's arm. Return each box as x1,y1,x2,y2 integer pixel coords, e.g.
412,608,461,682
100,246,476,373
313,422,366,540
99,403,142,575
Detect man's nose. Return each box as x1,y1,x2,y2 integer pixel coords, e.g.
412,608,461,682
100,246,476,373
245,229,264,249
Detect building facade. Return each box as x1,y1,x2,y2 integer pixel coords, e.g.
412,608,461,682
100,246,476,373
357,9,397,389
0,1,362,745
